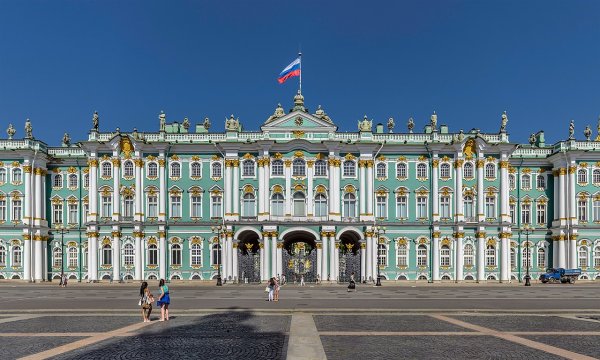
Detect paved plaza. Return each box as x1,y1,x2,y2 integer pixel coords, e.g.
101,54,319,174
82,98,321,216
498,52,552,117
0,283,599,359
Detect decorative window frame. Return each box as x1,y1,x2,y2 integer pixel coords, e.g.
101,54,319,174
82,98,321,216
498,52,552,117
100,161,113,180
188,186,204,220
439,162,452,181
396,161,408,181
52,171,64,190
189,158,203,180
375,161,387,180
169,161,182,181
11,163,22,185
146,162,159,180
189,236,204,269
463,161,475,180
395,187,410,221
122,160,135,180
484,162,497,180
416,162,428,181
210,160,223,180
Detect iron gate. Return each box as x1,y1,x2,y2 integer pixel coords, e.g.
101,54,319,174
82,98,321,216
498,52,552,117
339,246,361,283
238,249,261,283
282,242,317,283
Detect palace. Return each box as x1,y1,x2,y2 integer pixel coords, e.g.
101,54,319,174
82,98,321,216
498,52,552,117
0,92,599,283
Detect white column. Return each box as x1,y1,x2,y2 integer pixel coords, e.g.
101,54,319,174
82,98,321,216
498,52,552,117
329,233,336,280
558,169,565,223
307,162,314,216
284,161,292,216
271,233,277,277
432,158,439,222
233,243,238,282
366,161,374,216
227,232,233,281
365,233,372,281
89,159,98,222
112,231,121,281
568,165,576,225
134,232,142,280
262,233,269,281
159,158,166,221
276,244,283,278
360,243,366,282
112,160,120,221
224,161,232,216
500,159,510,223
558,238,566,268
321,232,328,281
24,164,31,225
264,160,270,217
477,233,485,282
359,162,366,215
501,236,509,282
371,236,377,281
433,233,440,281
316,244,322,280
552,170,559,221
159,230,166,280
34,169,42,226
455,235,464,282
334,242,340,282
88,234,98,281
24,234,31,282
477,158,485,222
34,235,43,281
135,159,143,222
569,238,577,269
328,159,335,218
455,160,464,222
258,159,265,217
232,161,240,217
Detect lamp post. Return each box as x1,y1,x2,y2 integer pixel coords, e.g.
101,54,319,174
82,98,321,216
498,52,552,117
54,224,70,281
521,224,534,286
211,224,223,286
373,225,386,286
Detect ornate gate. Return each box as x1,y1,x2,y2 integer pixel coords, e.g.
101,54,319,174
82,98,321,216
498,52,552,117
283,242,317,283
339,243,361,283
238,243,261,283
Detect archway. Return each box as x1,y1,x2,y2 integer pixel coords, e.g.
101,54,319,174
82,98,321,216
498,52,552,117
237,230,261,283
338,230,362,283
282,229,318,283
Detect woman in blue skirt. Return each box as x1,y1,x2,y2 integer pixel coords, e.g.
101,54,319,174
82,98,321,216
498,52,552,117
157,279,170,321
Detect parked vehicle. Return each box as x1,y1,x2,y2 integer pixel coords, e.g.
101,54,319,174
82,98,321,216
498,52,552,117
539,268,581,284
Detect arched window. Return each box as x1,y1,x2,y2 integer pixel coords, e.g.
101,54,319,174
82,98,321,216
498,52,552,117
212,243,221,266
396,244,408,267
343,193,356,218
171,243,182,266
101,162,112,178
485,245,496,267
579,247,588,268
416,163,427,179
0,168,6,183
378,244,387,267
271,159,284,176
594,246,600,268
343,161,356,177
242,160,255,177
147,163,158,178
53,174,63,188
68,247,78,267
440,163,451,178
594,169,600,184
464,196,474,221
376,163,387,178
464,244,474,266
578,169,588,183
396,163,407,178
83,174,89,188
12,246,22,267
102,244,112,266
511,247,517,269
440,245,450,266
211,162,222,178
522,246,532,269
463,162,474,178
68,174,77,188
315,193,327,217
0,245,5,266
148,244,158,266
123,161,134,177
522,174,531,189
53,247,62,268
270,193,284,216
191,244,202,266
242,193,256,217
123,243,134,266
509,174,515,189
292,159,306,177
417,244,427,267
314,160,327,176
191,162,202,178
485,163,495,179
537,248,546,269
536,175,545,189
12,168,22,183
123,196,134,219
293,192,306,217
170,163,181,178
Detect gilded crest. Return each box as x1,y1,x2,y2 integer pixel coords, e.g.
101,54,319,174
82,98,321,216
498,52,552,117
120,137,133,158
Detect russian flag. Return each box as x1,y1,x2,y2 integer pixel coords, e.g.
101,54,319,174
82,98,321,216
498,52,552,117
277,57,301,84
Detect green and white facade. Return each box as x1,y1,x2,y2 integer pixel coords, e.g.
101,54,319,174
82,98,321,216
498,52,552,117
1,92,599,282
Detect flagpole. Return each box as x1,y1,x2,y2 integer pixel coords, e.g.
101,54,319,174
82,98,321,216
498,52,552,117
298,52,302,94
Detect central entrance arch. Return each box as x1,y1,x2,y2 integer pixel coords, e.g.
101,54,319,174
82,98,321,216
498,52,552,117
281,229,318,283
338,229,362,283
237,230,261,283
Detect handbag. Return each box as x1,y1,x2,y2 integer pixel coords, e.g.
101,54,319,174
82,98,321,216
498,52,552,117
138,298,143,306
265,286,269,292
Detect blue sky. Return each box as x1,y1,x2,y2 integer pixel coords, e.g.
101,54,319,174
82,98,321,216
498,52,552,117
0,1,599,146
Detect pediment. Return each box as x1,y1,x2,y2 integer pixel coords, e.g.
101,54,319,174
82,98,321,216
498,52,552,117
261,111,337,133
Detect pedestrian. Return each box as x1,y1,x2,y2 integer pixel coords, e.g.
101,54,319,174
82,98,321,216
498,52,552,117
348,272,356,292
59,275,63,287
62,274,68,288
300,275,305,286
267,277,275,301
274,276,280,302
156,279,170,321
281,274,286,285
139,281,153,322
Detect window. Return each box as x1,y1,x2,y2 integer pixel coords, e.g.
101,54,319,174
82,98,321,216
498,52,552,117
521,247,531,269
397,244,407,267
191,195,202,218
485,163,495,178
12,168,22,183
594,247,600,268
123,161,134,177
485,245,496,267
53,203,63,224
148,244,158,266
101,195,112,218
211,162,222,178
170,163,181,178
83,174,89,188
396,195,407,218
12,246,22,267
343,161,356,177
123,196,134,219
53,247,62,268
463,162,474,178
509,174,515,189
147,195,158,218
0,168,5,183
68,247,78,268
101,162,112,178
191,244,202,266
53,174,63,188
537,248,546,269
510,203,516,224
416,196,427,219
315,194,327,217
464,244,474,266
376,195,387,218
83,247,88,268
84,203,89,222
440,163,450,178
440,196,451,219
521,203,531,224
212,244,221,266
417,244,427,267
292,159,306,177
578,198,588,222
123,244,134,266
101,244,111,266
376,163,386,178
377,244,387,267
594,199,600,222
522,174,531,189
594,169,600,184
68,174,77,188
148,163,158,178
12,199,22,221
343,193,356,218
440,245,450,267
170,195,181,218
0,199,6,221
191,162,202,178
242,160,255,177
485,196,496,218
537,203,546,225
271,160,284,176
396,163,407,178
416,163,427,179
242,193,256,217
211,194,222,218
293,192,306,217
578,169,588,184
537,175,545,189
579,247,588,268
0,245,5,266
314,160,327,176
464,196,474,221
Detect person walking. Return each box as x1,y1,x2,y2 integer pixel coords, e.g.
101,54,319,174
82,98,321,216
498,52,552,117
274,276,280,302
139,282,153,322
62,274,68,288
300,275,305,286
267,277,275,301
156,279,170,321
348,272,356,292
